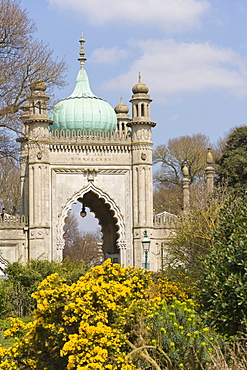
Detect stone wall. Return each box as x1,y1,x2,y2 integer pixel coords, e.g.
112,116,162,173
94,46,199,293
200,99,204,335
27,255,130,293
0,215,28,267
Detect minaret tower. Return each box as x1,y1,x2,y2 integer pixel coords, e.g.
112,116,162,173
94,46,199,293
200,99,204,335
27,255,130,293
129,73,156,269
20,79,53,260
114,97,131,135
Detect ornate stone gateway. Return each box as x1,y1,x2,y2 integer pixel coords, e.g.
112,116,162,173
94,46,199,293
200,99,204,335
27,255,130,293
0,36,175,270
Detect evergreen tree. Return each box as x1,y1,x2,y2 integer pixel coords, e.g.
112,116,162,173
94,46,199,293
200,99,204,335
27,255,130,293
198,193,247,336
216,126,247,190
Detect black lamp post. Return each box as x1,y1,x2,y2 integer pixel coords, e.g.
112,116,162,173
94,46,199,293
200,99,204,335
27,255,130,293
142,230,150,269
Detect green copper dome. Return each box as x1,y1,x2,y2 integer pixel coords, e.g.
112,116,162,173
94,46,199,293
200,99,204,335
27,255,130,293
50,69,117,132
50,36,117,132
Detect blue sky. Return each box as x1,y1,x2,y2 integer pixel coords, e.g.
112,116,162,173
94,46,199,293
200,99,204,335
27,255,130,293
20,0,247,148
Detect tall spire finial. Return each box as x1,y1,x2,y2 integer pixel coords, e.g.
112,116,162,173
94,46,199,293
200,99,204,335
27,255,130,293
78,33,87,69
138,72,142,83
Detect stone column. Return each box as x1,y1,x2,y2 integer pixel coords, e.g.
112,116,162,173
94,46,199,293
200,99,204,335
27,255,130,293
205,148,215,193
182,165,190,212
118,243,127,266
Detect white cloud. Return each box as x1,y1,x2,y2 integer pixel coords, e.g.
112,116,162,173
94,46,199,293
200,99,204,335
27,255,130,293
103,39,247,102
47,0,210,32
91,47,129,65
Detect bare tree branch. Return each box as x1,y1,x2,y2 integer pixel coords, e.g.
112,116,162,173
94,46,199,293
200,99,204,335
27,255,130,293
0,0,66,158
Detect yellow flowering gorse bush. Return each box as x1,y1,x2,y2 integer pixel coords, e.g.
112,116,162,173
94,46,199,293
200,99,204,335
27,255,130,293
0,260,190,369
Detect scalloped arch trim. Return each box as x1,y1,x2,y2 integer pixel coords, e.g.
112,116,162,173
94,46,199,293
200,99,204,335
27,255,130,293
57,182,126,248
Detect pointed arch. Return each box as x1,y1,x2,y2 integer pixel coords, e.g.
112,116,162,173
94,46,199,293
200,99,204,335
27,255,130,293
56,182,126,251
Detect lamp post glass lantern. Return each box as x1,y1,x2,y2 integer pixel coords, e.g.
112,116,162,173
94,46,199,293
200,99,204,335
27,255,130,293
80,203,87,218
142,230,150,269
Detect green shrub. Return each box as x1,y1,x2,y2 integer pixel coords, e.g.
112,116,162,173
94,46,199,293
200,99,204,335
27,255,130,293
1,258,88,317
0,280,9,317
197,193,247,336
0,261,220,370
132,297,219,370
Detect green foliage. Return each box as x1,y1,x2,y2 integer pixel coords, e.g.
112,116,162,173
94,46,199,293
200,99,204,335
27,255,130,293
0,281,9,316
138,298,219,370
197,193,247,336
0,261,153,369
0,261,220,369
216,126,247,190
1,258,87,317
0,317,33,348
165,189,225,281
0,318,13,348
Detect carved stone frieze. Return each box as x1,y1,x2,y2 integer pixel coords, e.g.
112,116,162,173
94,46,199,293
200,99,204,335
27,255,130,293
131,143,153,151
97,169,128,175
49,143,131,154
29,227,50,239
28,142,50,162
52,168,129,175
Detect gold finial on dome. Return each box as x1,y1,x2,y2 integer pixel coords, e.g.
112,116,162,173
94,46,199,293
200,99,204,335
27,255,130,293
78,33,87,69
132,72,149,94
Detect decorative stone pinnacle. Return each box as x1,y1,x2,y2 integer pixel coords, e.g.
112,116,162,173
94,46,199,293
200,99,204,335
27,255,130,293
205,148,215,193
206,148,214,165
78,33,87,69
138,72,142,83
182,165,189,178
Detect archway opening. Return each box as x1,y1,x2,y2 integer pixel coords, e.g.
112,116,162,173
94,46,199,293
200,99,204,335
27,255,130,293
63,190,120,265
63,205,103,267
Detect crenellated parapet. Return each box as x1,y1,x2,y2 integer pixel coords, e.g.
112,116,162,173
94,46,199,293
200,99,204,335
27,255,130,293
153,211,176,228
51,128,131,141
48,129,132,155
49,144,132,155
0,214,28,228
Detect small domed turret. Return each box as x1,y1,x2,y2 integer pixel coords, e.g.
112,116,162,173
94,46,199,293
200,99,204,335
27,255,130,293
114,97,129,114
31,79,47,92
132,73,149,94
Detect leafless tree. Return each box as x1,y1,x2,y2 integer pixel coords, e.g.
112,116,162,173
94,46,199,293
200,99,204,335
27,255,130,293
63,212,103,267
153,134,216,214
0,157,20,214
0,0,66,157
153,184,182,215
153,134,212,186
